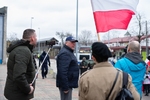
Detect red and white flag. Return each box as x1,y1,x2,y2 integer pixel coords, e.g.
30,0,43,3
91,0,139,33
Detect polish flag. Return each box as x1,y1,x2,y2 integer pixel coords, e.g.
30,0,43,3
91,0,139,33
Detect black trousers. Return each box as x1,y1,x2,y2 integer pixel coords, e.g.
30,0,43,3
143,84,150,95
41,65,48,78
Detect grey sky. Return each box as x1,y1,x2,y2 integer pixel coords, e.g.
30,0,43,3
0,0,150,41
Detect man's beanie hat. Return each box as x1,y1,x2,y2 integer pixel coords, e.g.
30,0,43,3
92,42,112,58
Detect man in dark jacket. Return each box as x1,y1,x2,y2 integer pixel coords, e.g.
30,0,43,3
39,51,50,79
56,36,79,100
4,29,37,100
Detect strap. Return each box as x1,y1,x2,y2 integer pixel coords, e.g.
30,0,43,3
106,70,119,100
123,72,128,88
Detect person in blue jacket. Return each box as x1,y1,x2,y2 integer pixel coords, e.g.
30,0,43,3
114,41,146,99
56,36,79,100
39,51,50,79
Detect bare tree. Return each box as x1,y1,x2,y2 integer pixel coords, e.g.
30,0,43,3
55,31,73,46
102,30,121,42
7,33,19,48
7,33,19,42
65,32,74,37
78,30,92,46
128,13,150,43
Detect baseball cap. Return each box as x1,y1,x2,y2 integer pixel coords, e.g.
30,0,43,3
65,36,78,42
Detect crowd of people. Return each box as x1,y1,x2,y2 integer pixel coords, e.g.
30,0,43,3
4,28,150,100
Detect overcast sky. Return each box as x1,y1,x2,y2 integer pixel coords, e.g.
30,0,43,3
0,0,150,41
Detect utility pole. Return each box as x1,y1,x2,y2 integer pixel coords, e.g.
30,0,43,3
75,0,79,60
146,21,149,56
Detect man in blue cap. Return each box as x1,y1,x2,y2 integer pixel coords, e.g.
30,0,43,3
56,36,79,100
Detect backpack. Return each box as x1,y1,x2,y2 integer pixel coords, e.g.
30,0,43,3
106,70,134,100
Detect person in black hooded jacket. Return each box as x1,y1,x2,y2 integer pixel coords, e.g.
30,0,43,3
4,29,37,100
39,51,50,79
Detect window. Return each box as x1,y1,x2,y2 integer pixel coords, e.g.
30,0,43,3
79,55,90,60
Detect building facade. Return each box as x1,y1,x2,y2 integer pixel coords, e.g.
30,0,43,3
103,36,150,60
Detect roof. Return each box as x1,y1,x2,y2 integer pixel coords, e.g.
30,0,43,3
103,35,150,44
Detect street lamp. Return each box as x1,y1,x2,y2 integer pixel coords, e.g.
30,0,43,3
38,28,40,54
31,17,34,28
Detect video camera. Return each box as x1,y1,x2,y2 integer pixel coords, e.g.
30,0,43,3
45,40,57,47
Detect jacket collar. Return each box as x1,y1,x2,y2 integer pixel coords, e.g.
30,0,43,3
125,52,145,64
64,45,74,53
7,39,34,53
93,61,113,68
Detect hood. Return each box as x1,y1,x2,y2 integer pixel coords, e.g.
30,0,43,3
127,60,146,71
124,52,146,71
41,51,47,56
125,52,145,64
7,39,33,53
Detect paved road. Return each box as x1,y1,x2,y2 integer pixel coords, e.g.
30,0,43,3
0,59,149,100
0,59,78,100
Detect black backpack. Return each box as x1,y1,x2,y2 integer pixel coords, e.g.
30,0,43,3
106,70,134,100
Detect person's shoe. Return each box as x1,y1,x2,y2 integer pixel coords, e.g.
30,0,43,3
42,77,44,79
45,75,47,78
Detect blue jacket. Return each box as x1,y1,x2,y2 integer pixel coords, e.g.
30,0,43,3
115,52,146,97
56,45,79,91
39,51,50,67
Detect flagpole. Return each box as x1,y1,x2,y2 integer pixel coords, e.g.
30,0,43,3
97,33,100,42
108,31,110,47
